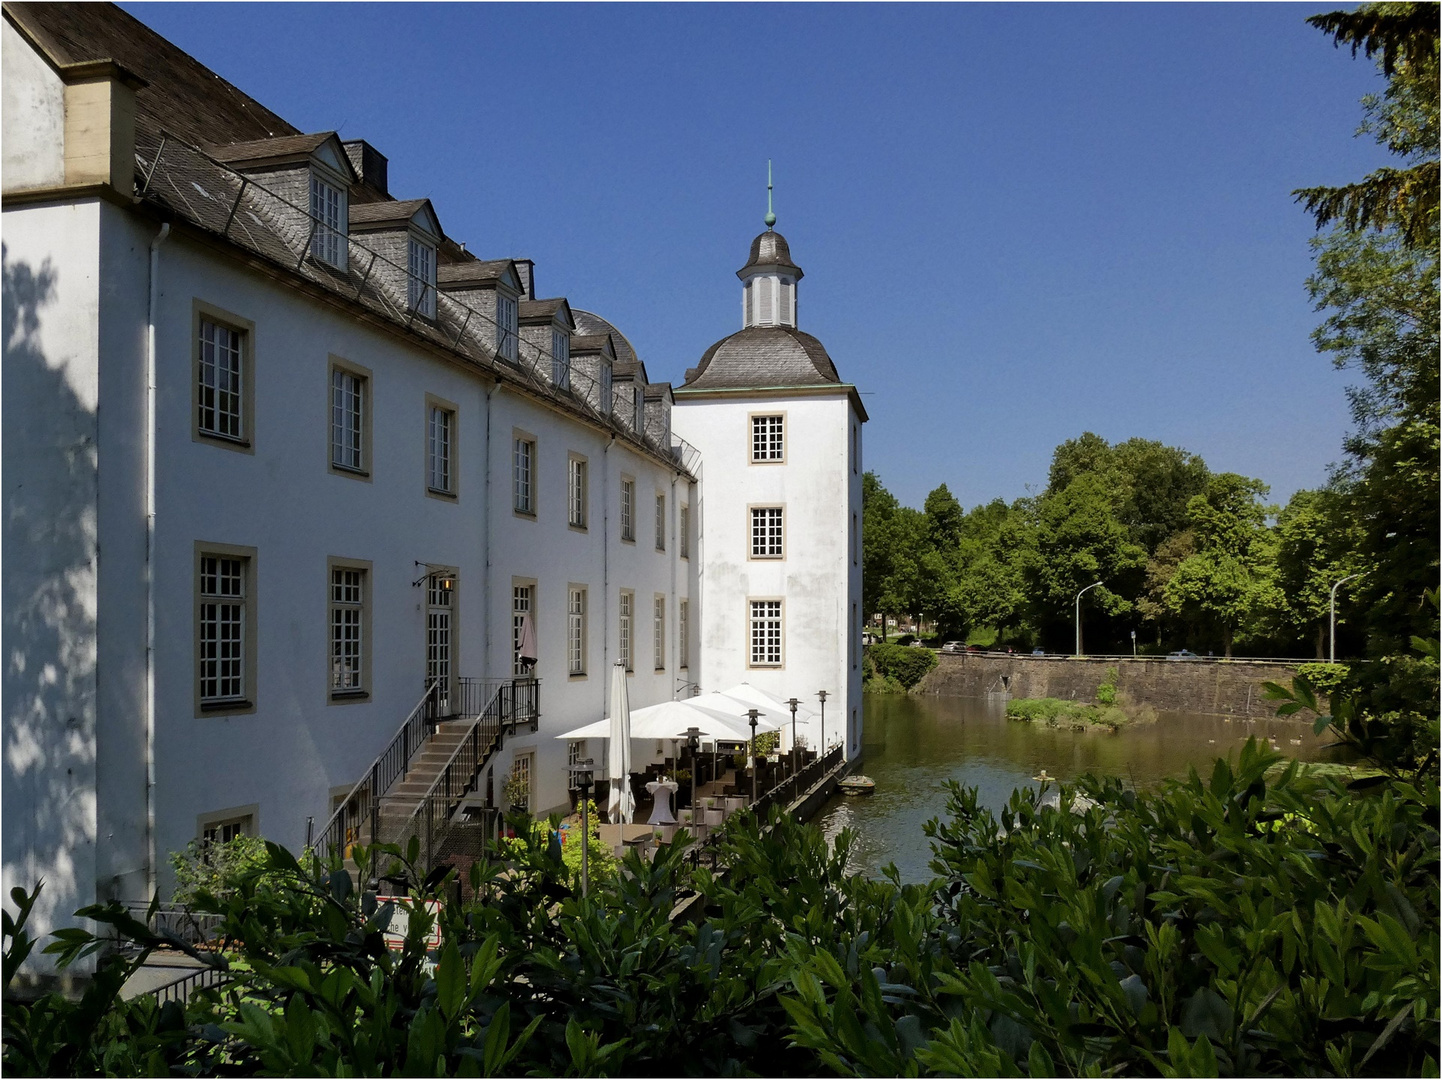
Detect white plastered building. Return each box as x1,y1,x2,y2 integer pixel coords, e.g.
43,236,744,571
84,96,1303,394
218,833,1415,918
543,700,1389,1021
1,1,861,973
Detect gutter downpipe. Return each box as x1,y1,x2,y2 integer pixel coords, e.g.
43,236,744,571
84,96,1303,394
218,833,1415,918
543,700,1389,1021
145,221,171,901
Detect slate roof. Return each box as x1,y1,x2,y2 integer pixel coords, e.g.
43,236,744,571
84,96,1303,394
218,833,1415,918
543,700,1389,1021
682,326,840,390
569,333,614,356
438,260,513,286
4,1,297,146
571,310,643,378
738,229,801,277
208,132,336,165
519,298,569,325
349,199,432,226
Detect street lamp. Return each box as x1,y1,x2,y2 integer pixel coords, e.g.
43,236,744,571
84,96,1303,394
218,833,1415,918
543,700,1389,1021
1075,582,1102,657
568,758,595,898
1130,629,1137,658
677,726,702,825
1330,573,1363,663
786,697,800,776
747,709,760,803
817,689,829,755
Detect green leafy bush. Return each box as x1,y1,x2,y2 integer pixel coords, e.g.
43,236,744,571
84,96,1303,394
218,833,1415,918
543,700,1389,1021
864,673,907,695
1096,665,1120,705
868,643,937,689
1007,696,1131,729
1295,661,1351,701
6,741,1437,1077
169,834,275,905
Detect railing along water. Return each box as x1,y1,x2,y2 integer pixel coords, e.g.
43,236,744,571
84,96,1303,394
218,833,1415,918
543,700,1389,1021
313,680,442,865
393,678,540,871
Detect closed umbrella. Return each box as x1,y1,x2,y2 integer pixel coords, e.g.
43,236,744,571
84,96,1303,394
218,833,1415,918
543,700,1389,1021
606,660,633,824
517,613,539,671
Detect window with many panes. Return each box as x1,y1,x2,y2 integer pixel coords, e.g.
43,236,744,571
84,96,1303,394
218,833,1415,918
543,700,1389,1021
409,238,437,318
512,583,533,676
749,599,783,667
620,479,635,541
567,740,587,791
199,554,247,704
509,753,533,812
201,812,254,847
330,566,365,693
750,507,784,558
331,367,365,472
552,329,570,390
680,505,690,559
751,414,784,462
599,364,612,416
568,457,587,528
679,599,689,669
497,294,518,361
654,595,666,670
198,318,245,441
655,493,666,551
309,173,346,269
619,590,633,671
567,587,586,675
513,436,535,513
428,404,453,494
634,386,645,432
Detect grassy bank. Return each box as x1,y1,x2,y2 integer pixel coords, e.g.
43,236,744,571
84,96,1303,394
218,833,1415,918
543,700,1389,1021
1005,696,1145,731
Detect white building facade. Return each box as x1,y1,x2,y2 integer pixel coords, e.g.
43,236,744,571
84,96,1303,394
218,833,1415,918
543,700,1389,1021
1,1,859,970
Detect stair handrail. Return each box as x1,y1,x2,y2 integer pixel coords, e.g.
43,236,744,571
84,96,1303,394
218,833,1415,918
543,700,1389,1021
390,678,539,871
313,679,441,865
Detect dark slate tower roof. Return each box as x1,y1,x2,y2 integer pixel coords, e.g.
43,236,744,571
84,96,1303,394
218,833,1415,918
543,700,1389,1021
683,326,839,390
737,229,802,278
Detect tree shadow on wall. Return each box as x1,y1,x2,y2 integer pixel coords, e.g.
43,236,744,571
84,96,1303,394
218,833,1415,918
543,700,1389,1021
2,242,102,967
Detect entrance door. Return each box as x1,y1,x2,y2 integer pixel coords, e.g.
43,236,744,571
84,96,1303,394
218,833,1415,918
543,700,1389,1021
427,573,455,714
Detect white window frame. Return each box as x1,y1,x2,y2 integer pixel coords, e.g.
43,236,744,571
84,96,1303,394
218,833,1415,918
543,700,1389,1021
195,541,257,716
513,433,536,515
749,598,784,668
199,806,258,847
329,561,368,697
408,236,437,318
750,413,785,463
679,598,689,670
197,317,245,442
426,397,456,496
599,363,612,416
509,752,533,812
568,455,588,529
620,478,635,542
619,589,633,672
680,505,690,559
329,361,369,475
309,171,347,269
567,740,588,791
655,492,666,552
568,586,587,676
552,328,570,390
750,506,785,559
634,386,644,432
497,292,519,362
653,594,666,671
512,581,534,676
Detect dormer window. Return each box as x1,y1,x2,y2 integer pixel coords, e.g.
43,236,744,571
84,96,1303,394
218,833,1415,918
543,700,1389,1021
552,328,570,390
309,173,347,268
497,294,518,362
634,386,645,432
600,363,612,417
408,237,436,318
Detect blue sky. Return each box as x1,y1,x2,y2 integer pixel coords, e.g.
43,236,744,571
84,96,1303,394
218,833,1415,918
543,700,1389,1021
126,2,1390,511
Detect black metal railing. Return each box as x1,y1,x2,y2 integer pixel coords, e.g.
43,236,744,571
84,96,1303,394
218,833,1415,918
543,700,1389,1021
313,680,442,865
151,963,228,1006
120,902,225,951
389,678,540,871
750,744,846,821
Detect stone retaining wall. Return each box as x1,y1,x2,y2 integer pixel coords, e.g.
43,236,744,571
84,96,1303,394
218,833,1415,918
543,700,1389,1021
915,655,1303,718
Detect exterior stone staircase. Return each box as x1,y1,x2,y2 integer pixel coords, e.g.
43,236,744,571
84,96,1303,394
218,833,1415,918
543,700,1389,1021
374,719,478,845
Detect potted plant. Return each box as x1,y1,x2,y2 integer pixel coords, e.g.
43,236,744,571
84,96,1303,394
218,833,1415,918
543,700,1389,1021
502,769,530,815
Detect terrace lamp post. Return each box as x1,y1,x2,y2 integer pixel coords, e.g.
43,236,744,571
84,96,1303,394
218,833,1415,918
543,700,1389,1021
569,758,595,899
817,689,828,755
747,709,760,803
1130,629,1137,657
1075,581,1102,658
1330,573,1363,663
678,726,702,823
787,697,800,777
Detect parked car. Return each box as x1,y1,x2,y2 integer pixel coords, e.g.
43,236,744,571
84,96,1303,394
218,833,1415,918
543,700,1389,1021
1031,648,1046,656
940,641,965,654
1168,649,1199,659
966,644,982,653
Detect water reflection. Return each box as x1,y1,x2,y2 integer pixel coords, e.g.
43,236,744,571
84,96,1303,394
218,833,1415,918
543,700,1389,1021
816,694,1341,884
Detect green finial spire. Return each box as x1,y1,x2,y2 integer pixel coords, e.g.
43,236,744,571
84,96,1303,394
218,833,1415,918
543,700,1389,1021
764,160,776,229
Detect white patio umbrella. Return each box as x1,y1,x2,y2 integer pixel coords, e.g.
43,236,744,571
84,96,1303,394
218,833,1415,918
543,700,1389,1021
605,661,634,824
718,683,819,752
555,697,778,744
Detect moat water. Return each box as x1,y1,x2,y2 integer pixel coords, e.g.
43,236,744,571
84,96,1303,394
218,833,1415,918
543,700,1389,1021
814,693,1342,883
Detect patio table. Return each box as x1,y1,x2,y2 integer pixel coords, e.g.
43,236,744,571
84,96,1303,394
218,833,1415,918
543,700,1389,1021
646,779,679,825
